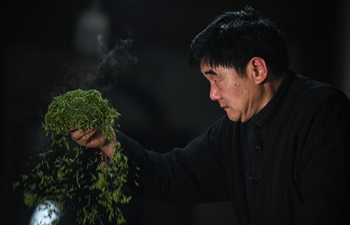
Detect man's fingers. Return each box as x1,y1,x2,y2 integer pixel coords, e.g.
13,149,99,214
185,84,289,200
68,126,79,133
70,128,96,141
85,136,104,148
70,127,107,148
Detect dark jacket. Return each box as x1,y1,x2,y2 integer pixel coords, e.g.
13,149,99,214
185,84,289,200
118,70,350,225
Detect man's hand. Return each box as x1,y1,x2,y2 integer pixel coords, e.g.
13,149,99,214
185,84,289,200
69,127,117,158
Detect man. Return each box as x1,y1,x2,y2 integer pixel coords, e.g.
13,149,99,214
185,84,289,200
70,5,350,225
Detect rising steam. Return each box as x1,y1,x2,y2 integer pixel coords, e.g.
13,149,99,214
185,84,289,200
47,33,138,101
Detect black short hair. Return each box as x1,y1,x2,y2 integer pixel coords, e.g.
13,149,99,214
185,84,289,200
188,5,289,76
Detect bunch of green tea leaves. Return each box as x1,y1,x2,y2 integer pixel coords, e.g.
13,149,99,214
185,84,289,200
13,89,131,225
43,89,119,148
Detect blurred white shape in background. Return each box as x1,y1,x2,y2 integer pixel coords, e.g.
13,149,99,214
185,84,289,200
29,200,60,225
74,0,111,55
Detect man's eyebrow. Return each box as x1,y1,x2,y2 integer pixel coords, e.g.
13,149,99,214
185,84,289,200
203,69,217,75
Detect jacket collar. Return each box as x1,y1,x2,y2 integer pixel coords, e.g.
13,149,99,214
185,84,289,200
249,69,296,130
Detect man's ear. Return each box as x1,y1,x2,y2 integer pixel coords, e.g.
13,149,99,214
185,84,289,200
249,57,268,84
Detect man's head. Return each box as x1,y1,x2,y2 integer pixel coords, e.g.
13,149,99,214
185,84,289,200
188,5,288,77
189,5,288,122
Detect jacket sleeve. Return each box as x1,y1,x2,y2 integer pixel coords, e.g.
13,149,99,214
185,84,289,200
295,88,350,225
117,116,230,204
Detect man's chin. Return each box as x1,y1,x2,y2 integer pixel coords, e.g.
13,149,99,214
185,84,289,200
227,114,240,122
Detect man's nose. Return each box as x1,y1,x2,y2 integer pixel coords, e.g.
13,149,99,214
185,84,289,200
209,84,221,101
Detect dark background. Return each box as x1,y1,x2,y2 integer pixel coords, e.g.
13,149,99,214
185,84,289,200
1,0,349,224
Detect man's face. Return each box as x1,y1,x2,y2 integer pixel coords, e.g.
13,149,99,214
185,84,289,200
200,62,259,122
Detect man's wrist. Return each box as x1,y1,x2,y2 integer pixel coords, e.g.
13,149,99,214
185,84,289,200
100,139,116,159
